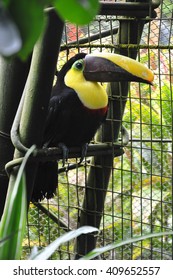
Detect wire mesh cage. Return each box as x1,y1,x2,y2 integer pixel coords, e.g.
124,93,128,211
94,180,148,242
23,0,173,260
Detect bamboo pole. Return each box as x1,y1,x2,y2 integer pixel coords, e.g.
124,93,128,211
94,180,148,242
7,9,64,206
0,57,30,219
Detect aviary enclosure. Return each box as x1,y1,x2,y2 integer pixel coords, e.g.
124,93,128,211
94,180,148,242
11,0,173,259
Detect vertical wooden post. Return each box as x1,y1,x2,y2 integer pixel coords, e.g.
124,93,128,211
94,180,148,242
8,9,64,206
0,57,30,219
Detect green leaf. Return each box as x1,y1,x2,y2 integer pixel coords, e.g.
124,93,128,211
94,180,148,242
0,175,27,259
0,2,22,56
1,0,11,7
30,226,98,260
80,231,173,260
6,0,45,60
53,0,100,25
0,145,36,259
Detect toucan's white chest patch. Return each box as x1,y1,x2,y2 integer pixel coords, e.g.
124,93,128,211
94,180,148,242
64,68,108,110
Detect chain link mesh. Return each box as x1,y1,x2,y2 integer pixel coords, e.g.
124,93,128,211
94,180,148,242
23,0,173,260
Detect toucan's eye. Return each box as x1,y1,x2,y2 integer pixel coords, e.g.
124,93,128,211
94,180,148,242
73,59,84,71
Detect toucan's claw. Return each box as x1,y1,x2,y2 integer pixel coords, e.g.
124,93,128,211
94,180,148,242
78,143,88,164
58,142,88,167
58,143,69,166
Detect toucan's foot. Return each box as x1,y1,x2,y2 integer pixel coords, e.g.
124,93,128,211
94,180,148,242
58,143,69,166
58,142,88,166
78,143,88,164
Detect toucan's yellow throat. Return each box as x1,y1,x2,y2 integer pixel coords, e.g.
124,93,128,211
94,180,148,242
64,59,108,110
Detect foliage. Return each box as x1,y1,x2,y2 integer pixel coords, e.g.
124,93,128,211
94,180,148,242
162,0,173,16
81,231,173,260
29,226,98,260
53,0,100,25
0,0,100,59
0,146,35,259
104,49,173,259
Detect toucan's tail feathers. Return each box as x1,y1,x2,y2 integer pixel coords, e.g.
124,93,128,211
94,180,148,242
31,161,58,202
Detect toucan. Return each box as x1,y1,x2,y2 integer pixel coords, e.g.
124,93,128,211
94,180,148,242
31,52,154,202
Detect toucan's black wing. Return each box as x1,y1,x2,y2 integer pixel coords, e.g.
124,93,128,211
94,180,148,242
43,53,87,147
43,88,80,147
43,95,61,147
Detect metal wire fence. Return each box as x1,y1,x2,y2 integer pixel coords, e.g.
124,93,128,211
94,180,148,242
23,0,173,260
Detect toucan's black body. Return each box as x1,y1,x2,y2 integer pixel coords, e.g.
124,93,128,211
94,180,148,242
44,93,107,147
31,52,153,202
31,54,107,201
